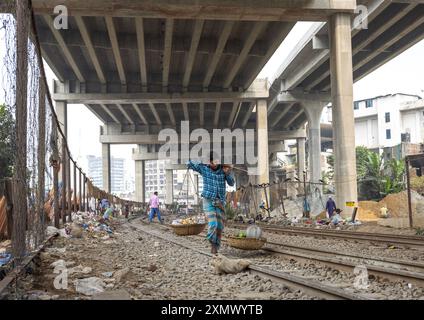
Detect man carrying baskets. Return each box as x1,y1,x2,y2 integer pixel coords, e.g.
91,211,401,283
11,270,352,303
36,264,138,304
187,152,235,254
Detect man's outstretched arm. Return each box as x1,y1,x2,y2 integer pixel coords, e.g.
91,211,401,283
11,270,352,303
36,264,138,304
225,172,235,186
186,160,204,175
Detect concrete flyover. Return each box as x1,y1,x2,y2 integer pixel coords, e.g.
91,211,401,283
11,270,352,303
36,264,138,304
267,0,424,213
26,0,367,207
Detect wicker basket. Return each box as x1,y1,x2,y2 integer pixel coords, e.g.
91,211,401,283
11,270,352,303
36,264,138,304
170,223,206,236
226,236,267,250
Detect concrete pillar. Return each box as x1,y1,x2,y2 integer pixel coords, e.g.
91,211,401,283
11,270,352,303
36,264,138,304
256,99,270,205
135,160,145,203
165,169,173,205
102,143,111,192
297,138,306,178
329,13,358,215
304,103,324,186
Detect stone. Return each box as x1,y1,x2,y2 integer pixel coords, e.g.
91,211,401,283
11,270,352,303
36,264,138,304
146,264,157,272
82,267,92,274
66,261,76,267
114,267,130,282
102,271,114,278
103,278,116,283
71,225,83,238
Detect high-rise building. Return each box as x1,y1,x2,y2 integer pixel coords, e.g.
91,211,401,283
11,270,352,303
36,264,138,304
86,155,126,194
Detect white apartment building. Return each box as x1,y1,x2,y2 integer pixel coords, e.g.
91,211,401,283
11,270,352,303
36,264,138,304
144,160,204,204
353,93,423,150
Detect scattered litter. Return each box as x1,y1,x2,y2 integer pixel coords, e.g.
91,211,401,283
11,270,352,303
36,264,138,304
58,229,69,238
50,259,66,268
211,255,250,275
74,277,105,296
46,226,59,237
0,253,12,266
68,265,92,275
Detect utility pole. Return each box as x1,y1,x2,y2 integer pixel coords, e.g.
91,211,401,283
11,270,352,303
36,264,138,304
405,157,413,228
303,171,310,218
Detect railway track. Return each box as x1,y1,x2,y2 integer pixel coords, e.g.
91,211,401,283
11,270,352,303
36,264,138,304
263,241,424,287
190,231,424,287
228,222,424,249
130,220,370,300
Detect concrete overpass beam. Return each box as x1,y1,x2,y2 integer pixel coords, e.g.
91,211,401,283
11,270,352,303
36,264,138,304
329,12,358,215
132,144,159,161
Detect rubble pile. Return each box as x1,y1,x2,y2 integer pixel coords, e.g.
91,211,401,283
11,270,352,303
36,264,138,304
379,190,424,218
356,190,424,222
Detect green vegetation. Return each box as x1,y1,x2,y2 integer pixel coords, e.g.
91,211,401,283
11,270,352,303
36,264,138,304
325,146,406,200
0,104,15,180
356,146,405,200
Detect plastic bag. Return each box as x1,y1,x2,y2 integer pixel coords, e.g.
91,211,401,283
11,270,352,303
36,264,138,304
246,224,262,239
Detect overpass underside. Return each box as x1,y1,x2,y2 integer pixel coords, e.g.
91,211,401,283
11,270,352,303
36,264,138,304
26,0,360,213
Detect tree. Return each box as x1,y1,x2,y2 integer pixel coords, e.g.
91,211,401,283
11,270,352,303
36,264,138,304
355,146,369,181
356,146,405,200
0,103,15,180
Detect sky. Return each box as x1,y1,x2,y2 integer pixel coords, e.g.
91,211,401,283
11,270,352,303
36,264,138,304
1,18,424,179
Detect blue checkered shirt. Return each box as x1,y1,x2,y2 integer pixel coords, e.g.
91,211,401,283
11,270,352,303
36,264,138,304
187,160,235,204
